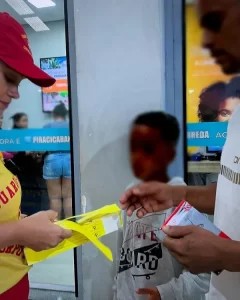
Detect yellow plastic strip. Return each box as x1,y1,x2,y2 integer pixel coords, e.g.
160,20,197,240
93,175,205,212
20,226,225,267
68,220,113,261
63,204,120,224
24,204,121,265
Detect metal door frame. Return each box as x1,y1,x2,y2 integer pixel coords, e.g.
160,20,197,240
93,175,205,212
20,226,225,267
163,0,187,181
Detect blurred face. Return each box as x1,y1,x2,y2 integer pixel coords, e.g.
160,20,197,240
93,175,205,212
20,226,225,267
130,125,174,181
16,115,28,128
53,113,64,121
218,97,240,121
0,61,23,114
196,0,240,74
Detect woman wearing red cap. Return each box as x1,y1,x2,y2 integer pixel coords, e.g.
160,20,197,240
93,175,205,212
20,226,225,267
0,12,72,299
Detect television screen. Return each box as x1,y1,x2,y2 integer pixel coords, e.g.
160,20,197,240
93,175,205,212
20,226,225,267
207,146,223,153
40,57,68,112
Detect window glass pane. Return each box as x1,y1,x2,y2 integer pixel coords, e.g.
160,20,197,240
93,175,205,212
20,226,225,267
185,1,227,191
72,1,164,299
0,1,75,298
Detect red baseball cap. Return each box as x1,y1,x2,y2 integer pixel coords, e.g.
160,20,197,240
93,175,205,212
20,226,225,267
0,12,55,87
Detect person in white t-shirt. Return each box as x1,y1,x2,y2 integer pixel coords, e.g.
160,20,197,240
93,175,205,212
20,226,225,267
114,112,209,300
120,1,240,299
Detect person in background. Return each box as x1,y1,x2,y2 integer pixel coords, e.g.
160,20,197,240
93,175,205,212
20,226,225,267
197,81,226,122
10,112,28,128
191,78,240,187
43,102,72,218
0,12,71,299
3,113,28,162
5,113,48,216
198,78,240,123
114,112,210,300
219,77,240,122
189,82,226,189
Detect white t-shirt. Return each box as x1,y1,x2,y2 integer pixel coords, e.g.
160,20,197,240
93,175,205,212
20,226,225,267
114,178,210,300
207,104,240,300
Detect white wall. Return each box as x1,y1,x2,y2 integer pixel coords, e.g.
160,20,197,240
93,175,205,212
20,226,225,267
72,1,165,299
2,20,66,129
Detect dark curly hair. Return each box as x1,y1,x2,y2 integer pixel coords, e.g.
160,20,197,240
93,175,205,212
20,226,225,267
198,82,226,122
11,112,28,129
133,111,180,146
225,76,240,99
53,102,68,119
198,77,240,122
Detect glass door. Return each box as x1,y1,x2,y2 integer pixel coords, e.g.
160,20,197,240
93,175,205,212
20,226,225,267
0,0,75,298
185,0,229,193
67,0,165,299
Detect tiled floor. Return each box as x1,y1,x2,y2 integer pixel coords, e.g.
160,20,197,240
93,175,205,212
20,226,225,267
29,251,75,299
29,289,75,300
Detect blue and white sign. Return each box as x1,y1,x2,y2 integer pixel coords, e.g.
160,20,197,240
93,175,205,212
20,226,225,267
0,128,70,151
187,122,228,147
0,123,227,151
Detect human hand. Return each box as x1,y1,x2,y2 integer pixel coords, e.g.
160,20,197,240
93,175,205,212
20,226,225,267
17,210,72,251
136,287,161,300
162,225,227,274
120,181,184,218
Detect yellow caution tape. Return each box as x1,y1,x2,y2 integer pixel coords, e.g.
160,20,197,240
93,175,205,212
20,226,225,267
24,204,122,266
